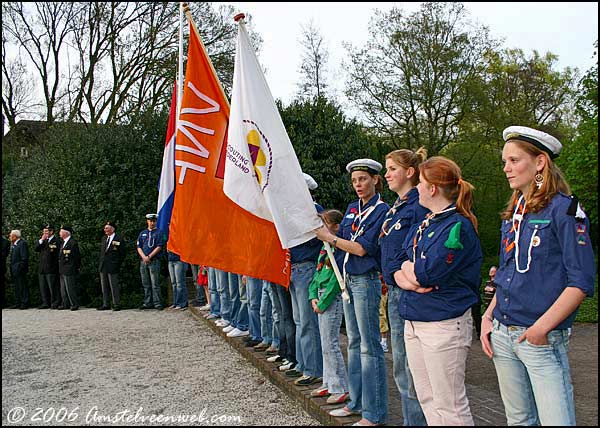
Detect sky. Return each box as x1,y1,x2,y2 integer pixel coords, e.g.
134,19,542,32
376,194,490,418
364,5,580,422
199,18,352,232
213,2,598,106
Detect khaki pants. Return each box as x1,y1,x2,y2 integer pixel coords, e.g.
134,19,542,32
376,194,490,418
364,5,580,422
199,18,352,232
404,309,473,426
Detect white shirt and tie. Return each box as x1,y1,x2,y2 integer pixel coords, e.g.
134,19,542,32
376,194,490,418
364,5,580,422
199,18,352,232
105,233,115,250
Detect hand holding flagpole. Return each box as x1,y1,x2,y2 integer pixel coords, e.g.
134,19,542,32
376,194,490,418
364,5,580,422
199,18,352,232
323,240,350,302
316,224,349,301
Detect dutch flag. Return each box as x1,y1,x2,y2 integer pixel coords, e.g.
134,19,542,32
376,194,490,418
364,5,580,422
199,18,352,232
156,82,177,240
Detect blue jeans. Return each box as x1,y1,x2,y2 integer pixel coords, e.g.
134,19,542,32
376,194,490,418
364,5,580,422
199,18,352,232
272,282,296,363
318,290,348,394
259,281,274,345
216,269,231,322
343,271,388,424
246,276,263,340
388,286,427,426
230,272,248,331
140,260,162,308
208,267,220,316
168,260,188,308
491,319,576,425
289,261,322,377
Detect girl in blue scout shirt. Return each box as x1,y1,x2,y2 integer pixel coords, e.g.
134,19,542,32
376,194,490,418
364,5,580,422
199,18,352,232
379,148,429,427
481,126,596,426
396,156,482,426
315,158,390,426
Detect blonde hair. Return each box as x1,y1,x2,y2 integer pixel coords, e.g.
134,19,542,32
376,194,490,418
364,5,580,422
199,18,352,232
500,140,570,220
385,147,428,186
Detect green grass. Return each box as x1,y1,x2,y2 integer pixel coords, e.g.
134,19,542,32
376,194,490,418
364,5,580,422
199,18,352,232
576,282,598,323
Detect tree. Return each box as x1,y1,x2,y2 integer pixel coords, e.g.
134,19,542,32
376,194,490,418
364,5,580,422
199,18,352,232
1,2,251,127
559,40,598,249
2,2,79,125
344,2,497,154
444,48,577,257
2,109,169,308
296,20,330,101
279,97,378,212
1,36,36,130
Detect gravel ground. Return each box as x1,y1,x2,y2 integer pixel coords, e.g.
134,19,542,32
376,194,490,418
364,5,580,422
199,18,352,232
1,308,320,426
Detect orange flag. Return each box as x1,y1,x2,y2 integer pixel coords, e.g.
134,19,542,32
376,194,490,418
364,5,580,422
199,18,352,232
167,22,290,286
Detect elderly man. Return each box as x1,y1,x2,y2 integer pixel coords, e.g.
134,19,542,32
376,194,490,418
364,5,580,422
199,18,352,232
58,226,81,311
9,229,29,309
35,224,61,309
98,221,126,311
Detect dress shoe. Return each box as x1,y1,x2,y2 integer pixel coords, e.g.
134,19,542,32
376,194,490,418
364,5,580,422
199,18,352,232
244,339,262,347
19,305,28,310
50,305,59,309
70,306,79,311
97,306,110,311
112,306,121,311
57,306,68,310
37,305,50,309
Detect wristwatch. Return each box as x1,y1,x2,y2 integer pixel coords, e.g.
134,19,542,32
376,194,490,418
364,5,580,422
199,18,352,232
332,238,338,248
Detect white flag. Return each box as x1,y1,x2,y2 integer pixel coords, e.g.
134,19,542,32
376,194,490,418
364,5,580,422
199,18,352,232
224,18,322,249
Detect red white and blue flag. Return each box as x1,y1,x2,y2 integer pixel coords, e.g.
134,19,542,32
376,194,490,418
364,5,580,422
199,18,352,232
156,82,177,239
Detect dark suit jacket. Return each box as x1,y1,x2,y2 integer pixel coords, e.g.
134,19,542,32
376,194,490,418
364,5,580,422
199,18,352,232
35,235,60,274
58,238,81,276
10,239,29,277
99,234,126,274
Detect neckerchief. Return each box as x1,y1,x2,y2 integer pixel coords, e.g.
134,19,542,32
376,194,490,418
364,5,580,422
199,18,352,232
412,206,457,263
503,195,527,258
378,194,409,243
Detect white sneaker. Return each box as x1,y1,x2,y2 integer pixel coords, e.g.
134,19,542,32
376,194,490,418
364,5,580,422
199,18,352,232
278,361,294,371
380,340,389,353
227,328,249,338
198,304,210,311
266,355,282,363
223,325,235,333
215,320,230,327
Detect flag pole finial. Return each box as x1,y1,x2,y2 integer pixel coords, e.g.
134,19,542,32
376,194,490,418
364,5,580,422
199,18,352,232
182,2,190,13
234,13,246,22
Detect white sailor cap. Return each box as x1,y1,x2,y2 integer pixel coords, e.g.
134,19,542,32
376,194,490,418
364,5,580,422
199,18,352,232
346,158,383,174
502,126,562,159
146,213,158,220
303,173,318,190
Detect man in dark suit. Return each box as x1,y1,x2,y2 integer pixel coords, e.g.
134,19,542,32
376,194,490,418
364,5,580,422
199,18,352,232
9,229,29,309
35,224,61,309
58,225,81,311
98,221,126,311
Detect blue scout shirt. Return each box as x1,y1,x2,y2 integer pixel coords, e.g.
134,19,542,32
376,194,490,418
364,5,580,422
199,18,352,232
493,192,596,329
338,193,389,275
137,227,166,259
380,187,429,288
290,202,324,264
400,206,482,322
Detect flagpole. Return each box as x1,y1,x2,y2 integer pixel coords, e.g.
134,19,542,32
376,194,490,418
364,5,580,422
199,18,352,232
182,2,230,108
323,238,350,302
177,2,184,118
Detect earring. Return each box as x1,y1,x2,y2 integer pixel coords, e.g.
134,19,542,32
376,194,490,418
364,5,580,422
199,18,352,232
534,172,544,189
